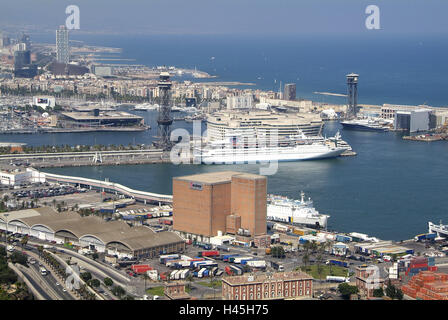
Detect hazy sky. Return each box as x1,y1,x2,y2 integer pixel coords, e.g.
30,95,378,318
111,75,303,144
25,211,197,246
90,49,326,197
1,0,447,35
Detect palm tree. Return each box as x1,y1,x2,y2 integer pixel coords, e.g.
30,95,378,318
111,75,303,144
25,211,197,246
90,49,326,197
143,273,149,292
316,253,324,279
20,235,28,249
303,253,310,271
37,245,43,257
186,274,194,292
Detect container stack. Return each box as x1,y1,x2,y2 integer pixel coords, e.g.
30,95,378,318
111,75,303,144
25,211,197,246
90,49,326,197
401,271,448,300
404,256,436,277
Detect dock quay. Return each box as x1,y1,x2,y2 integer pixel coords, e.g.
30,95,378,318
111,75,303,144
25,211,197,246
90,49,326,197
0,149,166,168
403,134,447,142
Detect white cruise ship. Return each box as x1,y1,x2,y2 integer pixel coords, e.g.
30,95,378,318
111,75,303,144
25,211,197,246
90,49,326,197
267,192,329,228
195,131,346,164
133,103,158,111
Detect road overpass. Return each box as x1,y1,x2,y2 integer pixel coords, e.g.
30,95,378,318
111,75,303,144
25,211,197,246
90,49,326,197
41,171,173,204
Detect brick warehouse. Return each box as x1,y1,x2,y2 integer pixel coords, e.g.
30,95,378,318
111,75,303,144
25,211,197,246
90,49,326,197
222,271,313,300
172,171,267,242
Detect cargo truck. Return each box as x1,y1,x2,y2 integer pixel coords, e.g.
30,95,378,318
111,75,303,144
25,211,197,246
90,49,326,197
159,254,180,264
327,259,349,268
131,264,152,274
217,245,230,252
414,233,437,242
326,276,350,283
232,256,253,264
198,250,220,257
230,265,243,275
246,260,266,268
222,254,239,262
270,261,285,271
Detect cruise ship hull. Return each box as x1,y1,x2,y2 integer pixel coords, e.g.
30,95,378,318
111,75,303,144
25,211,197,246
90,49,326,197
267,207,328,228
267,214,328,228
196,147,345,164
340,122,388,132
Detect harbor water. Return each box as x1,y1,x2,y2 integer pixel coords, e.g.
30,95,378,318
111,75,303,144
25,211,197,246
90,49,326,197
30,120,448,241
4,33,448,240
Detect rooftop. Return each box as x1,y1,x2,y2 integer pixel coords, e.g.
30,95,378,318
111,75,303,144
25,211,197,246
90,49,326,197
60,111,142,121
0,207,184,251
173,171,265,185
207,110,322,127
223,271,312,286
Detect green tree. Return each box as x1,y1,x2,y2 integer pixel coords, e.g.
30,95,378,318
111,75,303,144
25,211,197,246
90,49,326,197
89,279,101,288
103,277,113,287
385,280,396,298
112,285,126,298
80,272,92,282
395,289,404,300
10,252,28,266
20,235,28,249
338,283,359,300
302,253,310,271
373,288,384,298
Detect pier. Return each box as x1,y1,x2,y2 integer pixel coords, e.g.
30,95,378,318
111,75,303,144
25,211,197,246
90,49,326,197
0,149,167,168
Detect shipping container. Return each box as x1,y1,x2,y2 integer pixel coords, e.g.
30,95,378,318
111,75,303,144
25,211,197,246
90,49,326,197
197,268,206,278
131,264,152,274
246,260,266,268
159,254,180,264
198,250,220,257
233,256,253,264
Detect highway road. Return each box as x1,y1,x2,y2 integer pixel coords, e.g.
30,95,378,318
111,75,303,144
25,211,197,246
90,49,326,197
15,264,53,300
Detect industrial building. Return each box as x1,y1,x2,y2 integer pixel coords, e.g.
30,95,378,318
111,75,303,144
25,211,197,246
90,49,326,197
283,83,296,101
172,171,267,243
222,271,313,300
226,94,254,110
0,207,185,258
32,96,56,109
56,25,69,64
58,111,145,128
0,167,32,186
394,108,436,133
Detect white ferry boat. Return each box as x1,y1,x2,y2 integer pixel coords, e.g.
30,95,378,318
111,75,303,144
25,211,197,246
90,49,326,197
133,103,158,111
267,191,329,228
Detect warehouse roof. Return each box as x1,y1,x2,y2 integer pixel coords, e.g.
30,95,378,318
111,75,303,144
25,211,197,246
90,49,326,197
60,111,142,121
0,207,184,251
174,171,265,185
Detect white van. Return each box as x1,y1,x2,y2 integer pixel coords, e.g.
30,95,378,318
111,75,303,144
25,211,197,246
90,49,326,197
40,267,48,276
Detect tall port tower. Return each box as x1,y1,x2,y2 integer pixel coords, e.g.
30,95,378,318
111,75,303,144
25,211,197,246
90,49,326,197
346,73,359,119
156,72,173,150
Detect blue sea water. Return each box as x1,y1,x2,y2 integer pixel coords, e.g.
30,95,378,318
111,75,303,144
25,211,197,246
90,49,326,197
9,33,448,240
